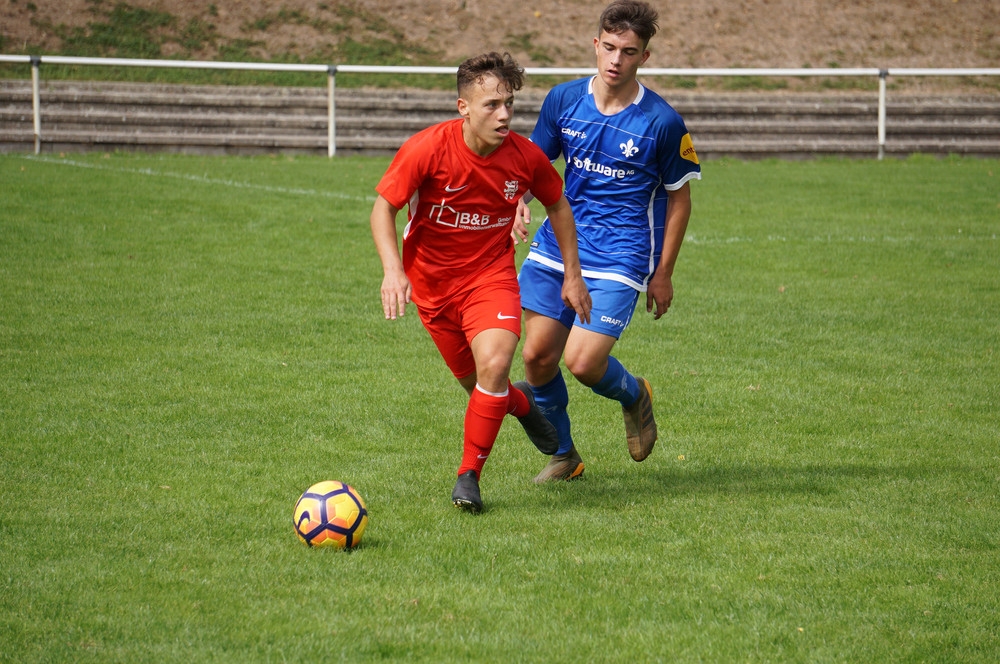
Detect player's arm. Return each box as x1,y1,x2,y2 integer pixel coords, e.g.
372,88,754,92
515,88,562,245
512,192,536,245
543,195,592,324
370,194,411,320
647,182,692,320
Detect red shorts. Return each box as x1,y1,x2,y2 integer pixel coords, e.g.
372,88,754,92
418,279,522,379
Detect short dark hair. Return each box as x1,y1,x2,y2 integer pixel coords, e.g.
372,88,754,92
598,0,659,45
457,51,524,96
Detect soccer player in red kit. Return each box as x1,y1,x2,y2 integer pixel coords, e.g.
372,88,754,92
370,52,591,513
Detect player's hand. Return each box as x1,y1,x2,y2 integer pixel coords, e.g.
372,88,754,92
562,274,592,325
646,271,674,320
380,271,412,320
511,197,531,245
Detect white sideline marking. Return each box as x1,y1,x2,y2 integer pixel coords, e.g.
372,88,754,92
685,231,997,244
22,155,375,203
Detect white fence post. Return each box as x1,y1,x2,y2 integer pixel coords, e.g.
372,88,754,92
327,65,336,158
31,56,41,155
878,69,887,160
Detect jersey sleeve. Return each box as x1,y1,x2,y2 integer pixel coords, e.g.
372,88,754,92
514,135,563,208
375,129,433,209
529,86,567,161
654,111,701,191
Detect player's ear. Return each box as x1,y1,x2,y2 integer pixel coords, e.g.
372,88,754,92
641,49,651,65
456,96,470,119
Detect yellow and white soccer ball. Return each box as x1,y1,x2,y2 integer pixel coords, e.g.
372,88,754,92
293,480,368,549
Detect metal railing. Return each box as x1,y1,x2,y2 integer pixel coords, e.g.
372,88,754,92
2,54,999,158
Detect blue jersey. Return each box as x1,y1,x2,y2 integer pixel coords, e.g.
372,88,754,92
526,77,701,291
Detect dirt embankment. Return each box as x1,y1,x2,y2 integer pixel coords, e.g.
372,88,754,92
3,0,998,92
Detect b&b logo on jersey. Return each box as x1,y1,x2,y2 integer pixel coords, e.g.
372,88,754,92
429,201,508,230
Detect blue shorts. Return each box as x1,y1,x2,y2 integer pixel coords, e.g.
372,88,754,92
519,260,639,339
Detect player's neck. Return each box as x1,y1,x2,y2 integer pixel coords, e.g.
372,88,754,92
461,122,502,157
592,76,641,115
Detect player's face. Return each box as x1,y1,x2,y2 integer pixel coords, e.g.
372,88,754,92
594,29,650,91
457,74,515,156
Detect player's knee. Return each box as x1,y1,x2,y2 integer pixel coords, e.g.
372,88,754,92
522,343,560,374
476,353,513,387
564,352,604,386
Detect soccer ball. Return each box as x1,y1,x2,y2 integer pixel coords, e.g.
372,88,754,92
293,480,368,549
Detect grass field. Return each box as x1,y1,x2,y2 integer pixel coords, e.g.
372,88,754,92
2,151,998,662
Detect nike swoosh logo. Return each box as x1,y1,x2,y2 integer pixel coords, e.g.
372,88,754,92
477,454,489,459
444,185,468,192
497,313,518,320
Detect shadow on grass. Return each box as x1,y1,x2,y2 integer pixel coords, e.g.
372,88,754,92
520,459,970,509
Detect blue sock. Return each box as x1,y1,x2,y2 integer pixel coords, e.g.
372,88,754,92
530,370,574,456
591,356,640,407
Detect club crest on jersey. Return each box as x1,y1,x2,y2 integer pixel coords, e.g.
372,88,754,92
620,138,640,158
504,180,519,200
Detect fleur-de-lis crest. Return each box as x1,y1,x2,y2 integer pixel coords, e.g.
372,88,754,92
620,138,639,158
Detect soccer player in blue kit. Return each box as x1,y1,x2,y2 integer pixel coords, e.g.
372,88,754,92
518,0,702,482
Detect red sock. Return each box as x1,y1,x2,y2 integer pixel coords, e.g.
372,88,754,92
458,387,509,479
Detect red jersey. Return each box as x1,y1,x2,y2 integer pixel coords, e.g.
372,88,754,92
375,119,565,310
